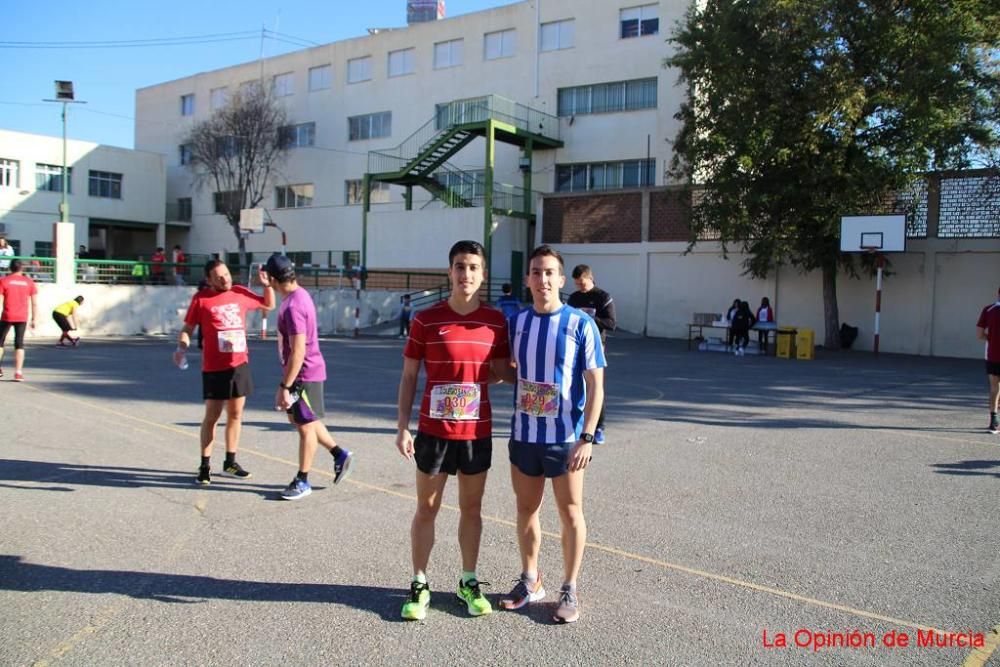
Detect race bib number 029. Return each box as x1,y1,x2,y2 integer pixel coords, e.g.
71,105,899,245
217,329,247,353
517,380,560,418
429,383,481,420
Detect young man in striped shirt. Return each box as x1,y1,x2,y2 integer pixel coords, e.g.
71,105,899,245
395,240,511,620
499,245,606,624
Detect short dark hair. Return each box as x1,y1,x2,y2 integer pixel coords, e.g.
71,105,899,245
10,259,23,273
571,264,592,280
528,245,564,272
204,259,226,276
75,296,84,304
501,283,512,294
448,240,486,266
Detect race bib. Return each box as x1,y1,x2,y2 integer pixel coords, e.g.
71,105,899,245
429,383,481,420
217,329,247,353
517,379,560,418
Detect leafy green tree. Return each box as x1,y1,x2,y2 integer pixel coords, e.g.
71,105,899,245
666,0,999,346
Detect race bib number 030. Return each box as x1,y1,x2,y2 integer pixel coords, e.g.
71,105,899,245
217,329,247,353
429,383,481,420
517,380,560,418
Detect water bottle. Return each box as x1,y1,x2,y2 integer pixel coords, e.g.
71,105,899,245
176,347,189,370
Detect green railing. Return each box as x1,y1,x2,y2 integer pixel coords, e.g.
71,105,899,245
429,164,532,213
368,94,559,175
3,255,56,282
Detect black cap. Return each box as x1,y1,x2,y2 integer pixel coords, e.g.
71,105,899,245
265,253,295,281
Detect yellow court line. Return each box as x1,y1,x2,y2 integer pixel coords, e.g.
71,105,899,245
962,622,1000,667
20,384,964,638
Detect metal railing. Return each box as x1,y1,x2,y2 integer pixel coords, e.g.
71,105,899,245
3,255,56,282
428,164,532,213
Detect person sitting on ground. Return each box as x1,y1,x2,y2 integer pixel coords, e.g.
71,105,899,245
53,296,84,346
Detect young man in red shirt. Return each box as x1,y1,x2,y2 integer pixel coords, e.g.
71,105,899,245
174,259,275,484
976,286,1000,434
395,240,511,621
0,260,38,381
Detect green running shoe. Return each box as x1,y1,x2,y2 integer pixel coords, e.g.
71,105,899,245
457,578,492,617
401,581,431,621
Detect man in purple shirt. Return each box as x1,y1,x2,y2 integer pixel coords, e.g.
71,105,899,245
266,254,355,500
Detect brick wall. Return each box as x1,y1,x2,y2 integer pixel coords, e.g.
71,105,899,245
542,192,642,243
649,189,693,242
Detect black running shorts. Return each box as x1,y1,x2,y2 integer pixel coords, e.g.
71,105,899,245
52,312,72,332
0,321,27,350
987,361,1000,377
413,432,491,476
509,438,577,478
202,363,254,400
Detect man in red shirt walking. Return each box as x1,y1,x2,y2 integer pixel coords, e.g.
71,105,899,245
174,259,275,483
976,285,1000,434
0,260,38,381
395,240,511,621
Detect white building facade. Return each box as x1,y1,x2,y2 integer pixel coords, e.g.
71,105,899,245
134,0,685,277
0,129,168,259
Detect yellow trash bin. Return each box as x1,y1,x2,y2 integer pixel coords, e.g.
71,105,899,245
795,328,815,360
776,327,797,359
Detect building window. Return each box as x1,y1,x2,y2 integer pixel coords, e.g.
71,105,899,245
278,122,316,148
179,144,193,165
557,78,657,116
33,241,51,257
435,170,486,200
180,93,195,116
434,39,464,69
213,190,241,215
309,64,332,91
0,158,18,188
273,72,294,97
36,164,72,193
388,48,415,77
210,87,228,110
484,29,516,60
88,170,123,199
240,80,262,95
540,19,574,52
275,184,314,209
345,179,390,205
620,5,659,39
348,111,391,141
177,197,192,222
347,56,373,83
555,159,655,192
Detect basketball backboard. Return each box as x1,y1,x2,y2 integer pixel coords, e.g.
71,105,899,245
839,214,906,253
239,208,264,234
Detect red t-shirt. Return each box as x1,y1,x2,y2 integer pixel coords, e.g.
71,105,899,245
151,251,166,275
404,302,510,440
184,285,266,372
977,302,1000,362
0,273,38,323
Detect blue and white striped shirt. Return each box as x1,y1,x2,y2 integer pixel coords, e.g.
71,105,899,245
510,305,607,444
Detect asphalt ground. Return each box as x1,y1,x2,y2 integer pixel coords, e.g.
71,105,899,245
1,334,998,666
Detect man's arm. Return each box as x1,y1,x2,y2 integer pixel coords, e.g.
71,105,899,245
29,294,38,330
396,357,421,459
173,323,195,366
596,295,617,332
978,326,988,341
257,269,276,313
570,367,604,472
490,356,516,384
275,333,306,410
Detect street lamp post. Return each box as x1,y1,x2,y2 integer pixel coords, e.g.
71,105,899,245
44,81,85,223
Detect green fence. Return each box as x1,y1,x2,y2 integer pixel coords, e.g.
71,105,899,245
3,255,56,282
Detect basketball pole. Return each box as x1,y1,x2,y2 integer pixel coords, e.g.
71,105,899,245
873,252,885,355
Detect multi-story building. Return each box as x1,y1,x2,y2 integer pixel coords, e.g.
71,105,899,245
0,129,167,259
135,0,684,281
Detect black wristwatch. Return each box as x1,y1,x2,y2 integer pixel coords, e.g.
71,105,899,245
279,383,290,390
580,433,595,443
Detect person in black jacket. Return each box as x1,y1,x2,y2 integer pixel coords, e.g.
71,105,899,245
731,300,756,357
568,264,616,444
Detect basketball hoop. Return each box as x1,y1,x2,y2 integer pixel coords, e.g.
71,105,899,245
239,208,264,235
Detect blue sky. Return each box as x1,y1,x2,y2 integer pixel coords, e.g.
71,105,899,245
2,0,518,149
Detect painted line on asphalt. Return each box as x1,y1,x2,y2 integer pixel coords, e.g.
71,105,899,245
19,382,965,639
962,621,1000,667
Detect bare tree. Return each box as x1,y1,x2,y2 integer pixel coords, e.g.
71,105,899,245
184,84,289,267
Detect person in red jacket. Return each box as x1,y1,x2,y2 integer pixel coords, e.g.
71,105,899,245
0,260,38,381
976,286,1000,434
150,247,167,285
755,296,776,353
